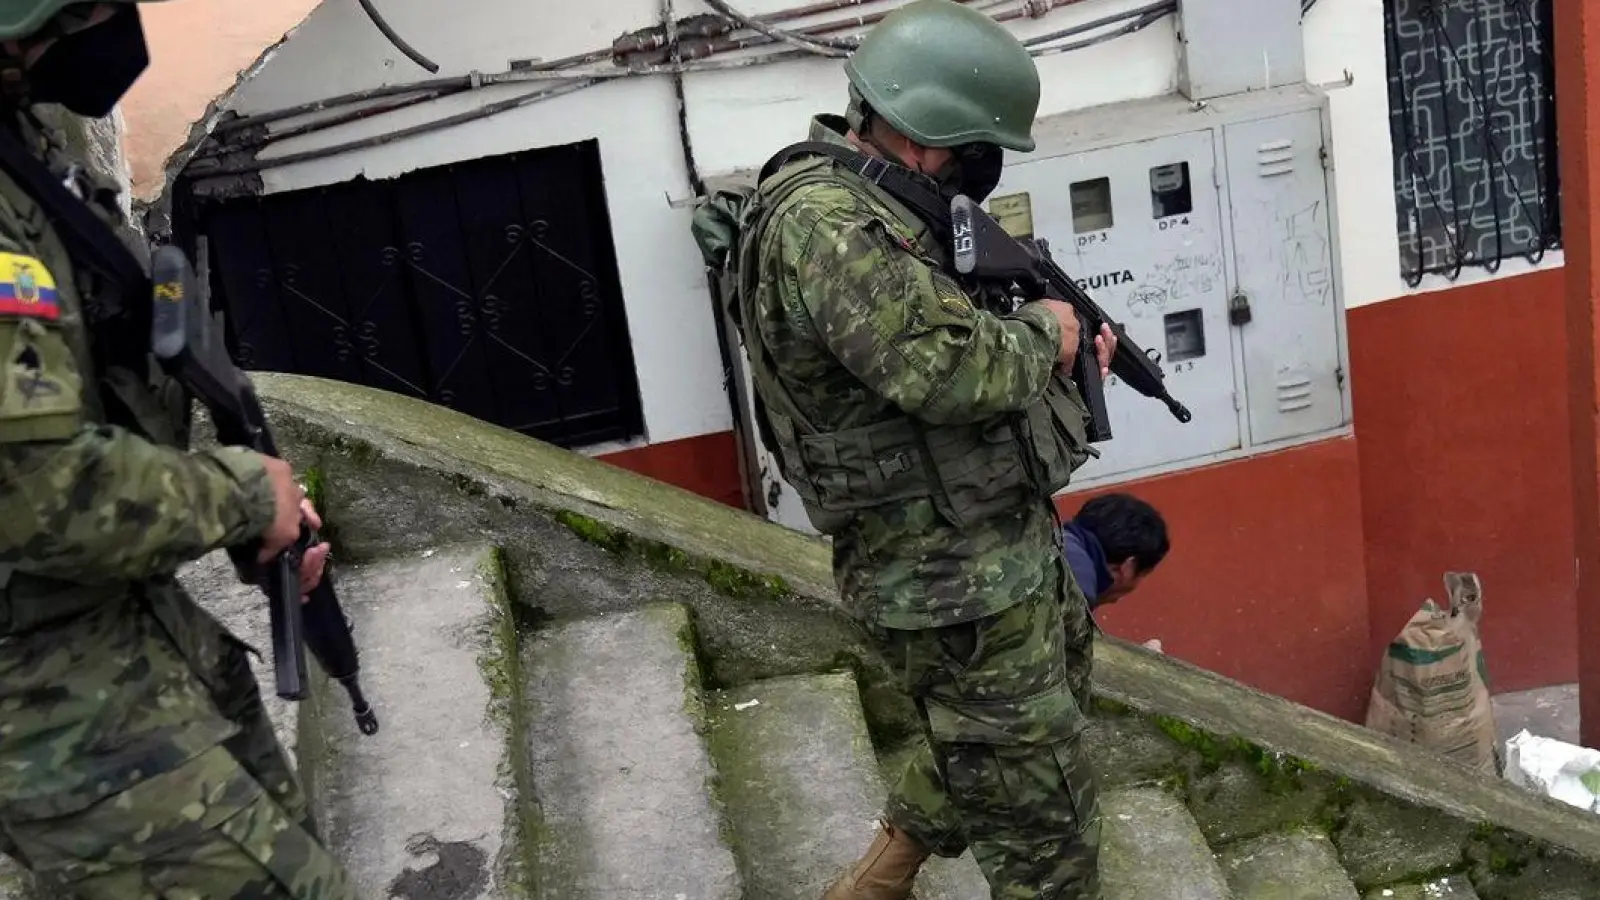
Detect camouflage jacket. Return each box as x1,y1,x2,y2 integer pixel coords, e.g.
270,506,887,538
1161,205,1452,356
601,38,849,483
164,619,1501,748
747,116,1066,630
0,113,273,818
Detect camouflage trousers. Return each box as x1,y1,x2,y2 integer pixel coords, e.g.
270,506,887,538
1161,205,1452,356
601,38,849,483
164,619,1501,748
868,559,1101,900
0,586,357,899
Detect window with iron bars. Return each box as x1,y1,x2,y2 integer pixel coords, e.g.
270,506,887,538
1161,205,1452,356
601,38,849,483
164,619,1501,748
1383,0,1560,286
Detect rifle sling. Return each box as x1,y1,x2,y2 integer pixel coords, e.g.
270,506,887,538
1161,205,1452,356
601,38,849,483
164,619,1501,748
0,124,147,311
759,140,954,246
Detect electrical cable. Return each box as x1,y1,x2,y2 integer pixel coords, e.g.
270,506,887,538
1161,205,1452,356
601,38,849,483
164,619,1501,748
700,0,855,55
189,79,600,178
187,0,1171,177
356,0,439,74
1022,0,1175,50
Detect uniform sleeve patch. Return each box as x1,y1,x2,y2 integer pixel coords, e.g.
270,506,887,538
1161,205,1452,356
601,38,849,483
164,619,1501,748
0,252,60,322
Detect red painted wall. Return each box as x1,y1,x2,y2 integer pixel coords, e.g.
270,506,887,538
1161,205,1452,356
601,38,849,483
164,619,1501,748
1347,271,1577,696
1057,439,1373,722
596,431,748,510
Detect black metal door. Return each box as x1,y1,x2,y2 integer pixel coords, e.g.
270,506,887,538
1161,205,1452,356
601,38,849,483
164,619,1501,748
197,139,644,449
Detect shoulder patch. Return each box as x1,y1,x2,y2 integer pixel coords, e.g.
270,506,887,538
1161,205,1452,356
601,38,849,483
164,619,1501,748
0,252,59,322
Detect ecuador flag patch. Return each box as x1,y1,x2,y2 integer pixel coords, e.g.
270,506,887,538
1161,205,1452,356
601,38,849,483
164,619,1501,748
0,252,59,322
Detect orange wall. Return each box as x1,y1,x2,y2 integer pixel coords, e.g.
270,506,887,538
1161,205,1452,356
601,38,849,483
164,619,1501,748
1348,270,1577,696
121,0,321,200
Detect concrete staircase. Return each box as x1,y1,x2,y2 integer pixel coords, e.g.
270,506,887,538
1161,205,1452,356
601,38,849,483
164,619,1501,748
0,541,1504,899
72,542,1380,900
0,538,1465,900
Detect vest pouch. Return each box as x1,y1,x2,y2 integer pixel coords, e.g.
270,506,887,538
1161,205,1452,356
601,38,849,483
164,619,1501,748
1029,372,1100,495
0,314,84,444
796,417,932,512
922,418,1031,530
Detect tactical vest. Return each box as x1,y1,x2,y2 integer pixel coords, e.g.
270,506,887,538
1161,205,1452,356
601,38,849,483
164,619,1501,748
0,124,188,636
720,150,1095,536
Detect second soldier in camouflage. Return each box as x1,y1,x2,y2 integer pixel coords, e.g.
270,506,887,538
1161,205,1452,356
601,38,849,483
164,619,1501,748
697,1,1116,897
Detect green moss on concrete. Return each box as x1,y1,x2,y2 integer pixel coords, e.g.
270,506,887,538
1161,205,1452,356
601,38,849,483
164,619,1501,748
553,509,793,604
327,432,381,467
651,603,740,857
1333,794,1478,890
298,466,344,549
1465,825,1534,879
302,466,328,508
469,548,537,899
1091,695,1136,717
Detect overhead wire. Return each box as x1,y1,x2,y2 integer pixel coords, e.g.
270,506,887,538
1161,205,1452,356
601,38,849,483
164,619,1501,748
1022,0,1176,55
187,0,1185,179
700,0,856,55
355,0,439,73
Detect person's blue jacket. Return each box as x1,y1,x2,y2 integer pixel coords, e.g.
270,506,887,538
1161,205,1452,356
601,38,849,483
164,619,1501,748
1062,519,1112,612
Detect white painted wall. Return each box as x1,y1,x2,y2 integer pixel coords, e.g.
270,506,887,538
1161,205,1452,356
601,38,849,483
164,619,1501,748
211,0,1557,458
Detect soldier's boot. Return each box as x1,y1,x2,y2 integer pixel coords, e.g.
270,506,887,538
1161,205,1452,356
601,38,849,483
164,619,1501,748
821,820,931,900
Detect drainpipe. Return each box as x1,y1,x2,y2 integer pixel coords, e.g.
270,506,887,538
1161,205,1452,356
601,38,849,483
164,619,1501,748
1557,0,1600,748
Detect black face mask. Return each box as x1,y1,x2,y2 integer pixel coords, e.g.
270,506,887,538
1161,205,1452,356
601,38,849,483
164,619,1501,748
28,6,149,118
934,143,1006,203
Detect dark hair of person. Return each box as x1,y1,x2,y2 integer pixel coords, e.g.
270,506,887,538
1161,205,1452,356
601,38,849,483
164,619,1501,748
1076,493,1170,573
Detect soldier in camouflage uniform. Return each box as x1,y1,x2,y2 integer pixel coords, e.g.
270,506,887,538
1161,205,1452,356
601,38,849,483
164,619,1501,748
696,1,1115,897
0,2,357,897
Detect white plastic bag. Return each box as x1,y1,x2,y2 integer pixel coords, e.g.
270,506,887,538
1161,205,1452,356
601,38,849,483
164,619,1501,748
1503,729,1600,814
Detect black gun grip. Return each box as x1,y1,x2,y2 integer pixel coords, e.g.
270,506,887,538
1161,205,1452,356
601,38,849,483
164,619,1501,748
1073,316,1113,443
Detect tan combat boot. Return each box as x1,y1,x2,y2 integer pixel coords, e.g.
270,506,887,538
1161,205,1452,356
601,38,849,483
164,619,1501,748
822,820,932,900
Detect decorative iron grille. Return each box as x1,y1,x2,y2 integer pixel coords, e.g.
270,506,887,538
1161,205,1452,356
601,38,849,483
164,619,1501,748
197,140,644,449
1384,0,1560,285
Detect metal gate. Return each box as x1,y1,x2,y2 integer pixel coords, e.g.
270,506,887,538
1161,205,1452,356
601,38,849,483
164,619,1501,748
195,139,644,449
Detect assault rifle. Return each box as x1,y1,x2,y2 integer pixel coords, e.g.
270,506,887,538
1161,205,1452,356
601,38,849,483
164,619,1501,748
151,240,379,737
0,124,378,738
755,135,1193,443
949,194,1193,442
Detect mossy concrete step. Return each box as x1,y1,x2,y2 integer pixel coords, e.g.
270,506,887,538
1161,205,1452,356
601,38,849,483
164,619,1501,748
310,545,514,900
1362,876,1480,900
704,671,979,899
1219,830,1359,900
707,672,882,899
1099,786,1231,900
522,604,741,900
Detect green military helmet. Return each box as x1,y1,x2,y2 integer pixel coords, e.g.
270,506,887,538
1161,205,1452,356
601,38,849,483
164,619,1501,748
0,0,161,41
844,0,1040,152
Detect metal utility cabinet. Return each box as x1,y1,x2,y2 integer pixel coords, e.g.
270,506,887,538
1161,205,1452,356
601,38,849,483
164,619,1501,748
986,83,1349,485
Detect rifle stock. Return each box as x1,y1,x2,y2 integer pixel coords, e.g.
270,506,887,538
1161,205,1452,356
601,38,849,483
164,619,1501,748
150,241,378,736
950,194,1194,441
